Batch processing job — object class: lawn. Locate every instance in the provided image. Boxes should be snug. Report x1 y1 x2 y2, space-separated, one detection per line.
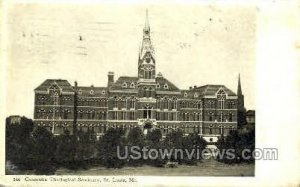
54 159 254 176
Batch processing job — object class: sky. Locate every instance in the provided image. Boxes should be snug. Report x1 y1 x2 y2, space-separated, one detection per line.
4 3 256 118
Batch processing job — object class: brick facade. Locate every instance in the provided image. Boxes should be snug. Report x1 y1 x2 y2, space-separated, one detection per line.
33 12 242 142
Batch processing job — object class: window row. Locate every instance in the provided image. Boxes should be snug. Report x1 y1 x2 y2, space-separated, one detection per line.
207 113 234 122
112 99 136 109
141 87 155 98
179 101 202 109
35 111 72 119
110 111 136 120
156 99 177 110
206 100 236 109
180 112 202 121
36 95 73 105
156 112 177 121
77 99 107 107
202 126 234 135
78 111 107 120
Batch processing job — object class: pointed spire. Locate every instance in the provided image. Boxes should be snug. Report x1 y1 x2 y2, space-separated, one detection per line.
140 9 154 59
237 73 243 95
144 9 150 31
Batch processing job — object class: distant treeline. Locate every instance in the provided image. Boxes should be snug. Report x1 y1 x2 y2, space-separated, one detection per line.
5 117 254 175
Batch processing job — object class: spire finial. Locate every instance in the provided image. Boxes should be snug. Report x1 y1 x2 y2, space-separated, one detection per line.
144 9 150 31
237 73 242 95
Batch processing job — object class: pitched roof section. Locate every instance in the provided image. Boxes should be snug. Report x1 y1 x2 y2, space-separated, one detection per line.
198 85 236 96
34 79 74 93
76 86 107 97
181 85 236 99
109 76 139 90
156 77 180 92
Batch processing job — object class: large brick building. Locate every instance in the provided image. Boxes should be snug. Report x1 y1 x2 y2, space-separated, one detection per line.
33 12 245 142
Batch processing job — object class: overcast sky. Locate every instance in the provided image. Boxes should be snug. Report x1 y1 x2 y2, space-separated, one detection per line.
5 3 256 118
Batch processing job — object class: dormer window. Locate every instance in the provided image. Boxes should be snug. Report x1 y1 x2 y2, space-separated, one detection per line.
130 82 135 88
163 84 168 89
78 89 82 95
156 83 160 88
90 90 94 95
184 92 188 97
122 82 127 88
101 90 106 95
194 92 198 98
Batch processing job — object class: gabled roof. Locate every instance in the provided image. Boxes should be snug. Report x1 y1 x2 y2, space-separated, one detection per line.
196 85 236 96
181 85 236 99
156 77 180 92
110 76 139 90
34 79 74 93
76 86 107 97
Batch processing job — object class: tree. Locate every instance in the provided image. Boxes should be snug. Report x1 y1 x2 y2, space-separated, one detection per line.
216 125 255 164
146 129 162 143
126 127 145 166
97 128 126 168
163 130 184 163
182 133 207 165
31 126 56 174
75 129 97 168
5 116 34 170
54 131 78 169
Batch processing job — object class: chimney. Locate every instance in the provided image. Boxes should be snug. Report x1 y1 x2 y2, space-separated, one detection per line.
74 81 78 88
108 72 114 87
189 86 192 90
194 85 197 89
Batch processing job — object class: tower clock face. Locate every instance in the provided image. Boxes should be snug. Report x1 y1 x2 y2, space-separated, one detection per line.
146 57 151 63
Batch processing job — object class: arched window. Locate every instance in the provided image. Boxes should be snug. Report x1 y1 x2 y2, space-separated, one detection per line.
171 98 177 109
182 101 186 108
209 126 213 134
156 112 160 120
217 89 226 109
143 87 147 97
197 102 202 109
91 110 96 119
229 113 233 122
113 97 118 108
209 112 214 121
149 87 153 98
163 98 168 109
53 92 59 105
156 98 160 109
131 98 135 109
120 97 126 108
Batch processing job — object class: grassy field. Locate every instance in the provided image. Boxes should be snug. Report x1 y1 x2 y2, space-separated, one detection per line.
54 159 254 176
7 159 254 176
